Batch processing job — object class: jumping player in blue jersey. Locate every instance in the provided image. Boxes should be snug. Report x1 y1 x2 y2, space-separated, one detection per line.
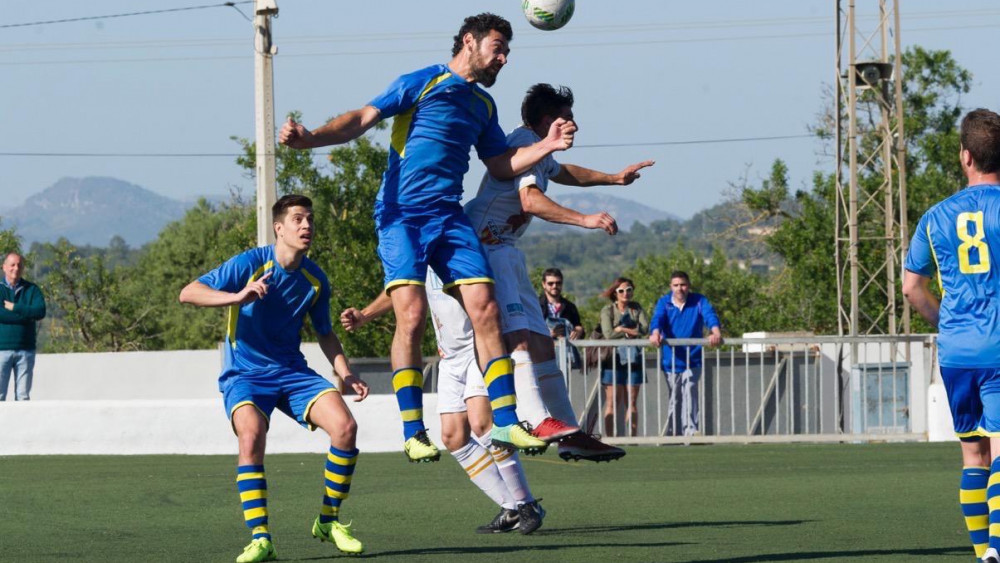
280 14 573 462
180 195 370 562
903 108 1000 563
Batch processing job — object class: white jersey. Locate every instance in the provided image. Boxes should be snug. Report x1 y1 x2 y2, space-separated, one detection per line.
464 126 561 247
426 270 474 359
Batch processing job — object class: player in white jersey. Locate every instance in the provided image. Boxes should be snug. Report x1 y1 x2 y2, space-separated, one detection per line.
340 272 545 534
465 83 654 461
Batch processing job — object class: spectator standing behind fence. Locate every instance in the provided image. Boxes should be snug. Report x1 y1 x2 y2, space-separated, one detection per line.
648 271 721 437
600 277 648 437
902 109 1000 563
0 252 45 401
538 268 584 341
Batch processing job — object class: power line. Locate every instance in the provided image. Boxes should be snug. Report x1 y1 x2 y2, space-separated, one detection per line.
3 7 998 51
2 19 995 67
0 1 252 30
0 134 816 158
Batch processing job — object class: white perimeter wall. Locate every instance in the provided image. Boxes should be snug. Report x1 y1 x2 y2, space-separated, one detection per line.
0 345 435 455
0 341 950 455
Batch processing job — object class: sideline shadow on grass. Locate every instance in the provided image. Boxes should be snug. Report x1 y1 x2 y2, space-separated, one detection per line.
675 545 969 562
534 519 811 536
313 540 691 559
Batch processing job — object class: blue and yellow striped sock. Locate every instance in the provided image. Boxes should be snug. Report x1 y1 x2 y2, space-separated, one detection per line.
236 464 270 541
320 446 358 524
962 466 990 557
392 367 426 440
484 356 518 427
988 458 1000 552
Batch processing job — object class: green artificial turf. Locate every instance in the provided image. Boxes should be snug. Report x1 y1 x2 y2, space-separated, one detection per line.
0 442 973 562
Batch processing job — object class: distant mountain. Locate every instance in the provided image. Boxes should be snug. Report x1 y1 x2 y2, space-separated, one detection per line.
522 192 680 235
2 177 191 247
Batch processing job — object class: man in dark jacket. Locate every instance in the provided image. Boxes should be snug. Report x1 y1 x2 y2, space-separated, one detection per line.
0 252 46 401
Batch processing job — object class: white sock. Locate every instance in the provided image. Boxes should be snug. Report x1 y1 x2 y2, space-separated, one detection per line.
537 359 578 426
452 439 512 509
475 432 533 506
512 349 550 426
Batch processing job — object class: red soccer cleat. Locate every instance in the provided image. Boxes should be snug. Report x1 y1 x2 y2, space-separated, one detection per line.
530 417 580 443
557 432 626 463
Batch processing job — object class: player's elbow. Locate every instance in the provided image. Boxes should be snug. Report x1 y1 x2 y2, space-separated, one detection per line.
178 282 198 304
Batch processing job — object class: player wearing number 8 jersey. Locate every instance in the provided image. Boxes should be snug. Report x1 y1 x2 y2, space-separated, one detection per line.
903 108 1000 563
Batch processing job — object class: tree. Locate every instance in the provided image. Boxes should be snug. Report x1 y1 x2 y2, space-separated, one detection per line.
37 238 157 352
738 47 972 334
0 218 21 258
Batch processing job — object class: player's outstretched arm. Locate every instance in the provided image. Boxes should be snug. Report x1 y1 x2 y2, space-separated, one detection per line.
902 270 940 328
318 331 370 402
484 118 577 180
552 160 656 187
340 291 393 332
279 106 381 150
520 185 618 235
179 272 272 308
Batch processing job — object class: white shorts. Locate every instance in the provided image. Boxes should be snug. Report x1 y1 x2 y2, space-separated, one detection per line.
486 245 549 337
436 351 488 414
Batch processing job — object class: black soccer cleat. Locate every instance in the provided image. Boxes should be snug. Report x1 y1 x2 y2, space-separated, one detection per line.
476 508 519 534
517 499 546 535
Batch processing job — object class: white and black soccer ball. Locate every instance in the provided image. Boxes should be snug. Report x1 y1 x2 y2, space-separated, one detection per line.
521 0 575 31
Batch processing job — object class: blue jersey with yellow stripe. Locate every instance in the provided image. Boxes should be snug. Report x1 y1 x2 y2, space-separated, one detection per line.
905 184 1000 368
369 63 509 208
198 245 333 383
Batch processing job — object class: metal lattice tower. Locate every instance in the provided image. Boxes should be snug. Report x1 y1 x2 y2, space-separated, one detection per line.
834 0 910 339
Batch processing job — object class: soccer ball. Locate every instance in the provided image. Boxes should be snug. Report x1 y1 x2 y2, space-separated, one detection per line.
521 0 575 31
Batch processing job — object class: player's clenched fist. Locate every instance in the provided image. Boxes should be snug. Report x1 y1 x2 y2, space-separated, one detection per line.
340 308 368 332
546 118 576 151
279 117 312 149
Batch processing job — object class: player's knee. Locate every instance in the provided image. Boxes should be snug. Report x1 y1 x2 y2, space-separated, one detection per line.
440 428 463 452
467 298 501 329
237 429 266 458
327 414 357 447
395 307 427 337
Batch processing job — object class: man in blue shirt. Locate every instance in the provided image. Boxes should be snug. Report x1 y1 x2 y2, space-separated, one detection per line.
280 14 569 462
180 195 370 562
648 271 722 437
903 108 1000 563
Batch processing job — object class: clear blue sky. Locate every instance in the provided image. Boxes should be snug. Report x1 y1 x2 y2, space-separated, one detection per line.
2 1 998 219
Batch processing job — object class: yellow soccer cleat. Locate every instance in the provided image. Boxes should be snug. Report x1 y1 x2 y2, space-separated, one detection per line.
312 517 364 554
235 537 276 563
403 430 441 463
491 422 548 455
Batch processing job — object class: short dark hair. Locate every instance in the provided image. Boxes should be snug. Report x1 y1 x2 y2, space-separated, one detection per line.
272 194 313 224
669 271 690 284
521 83 574 127
542 267 563 281
451 13 513 57
961 108 1000 174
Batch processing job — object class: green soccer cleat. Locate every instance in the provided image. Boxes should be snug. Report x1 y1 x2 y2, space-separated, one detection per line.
491 422 548 455
403 430 441 463
235 537 276 563
312 517 364 554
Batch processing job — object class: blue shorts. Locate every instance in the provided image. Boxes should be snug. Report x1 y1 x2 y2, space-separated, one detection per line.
222 367 337 431
940 366 1000 439
602 363 646 386
374 201 493 290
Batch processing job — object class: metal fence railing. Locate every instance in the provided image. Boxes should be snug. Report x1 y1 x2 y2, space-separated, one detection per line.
547 335 936 445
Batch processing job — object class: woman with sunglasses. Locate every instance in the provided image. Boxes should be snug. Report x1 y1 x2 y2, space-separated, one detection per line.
599 277 649 436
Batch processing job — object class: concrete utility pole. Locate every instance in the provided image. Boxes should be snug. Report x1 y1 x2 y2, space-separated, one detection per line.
254 0 278 247
834 0 909 343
